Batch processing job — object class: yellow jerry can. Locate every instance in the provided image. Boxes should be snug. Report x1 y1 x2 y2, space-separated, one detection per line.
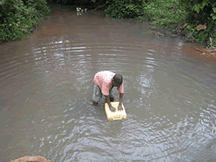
104 101 127 121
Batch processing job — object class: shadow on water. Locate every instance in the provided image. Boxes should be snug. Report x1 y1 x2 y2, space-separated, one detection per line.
0 3 216 162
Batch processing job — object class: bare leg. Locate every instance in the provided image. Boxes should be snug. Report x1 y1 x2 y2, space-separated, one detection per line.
93 101 98 106
110 97 114 102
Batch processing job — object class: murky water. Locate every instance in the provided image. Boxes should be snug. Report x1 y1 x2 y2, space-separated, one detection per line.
1 4 216 162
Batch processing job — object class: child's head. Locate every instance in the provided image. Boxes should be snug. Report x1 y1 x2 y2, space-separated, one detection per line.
113 74 123 85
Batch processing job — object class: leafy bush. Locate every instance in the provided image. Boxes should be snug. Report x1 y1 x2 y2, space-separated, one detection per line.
105 0 146 19
181 0 216 47
144 0 187 26
53 0 100 8
0 0 50 43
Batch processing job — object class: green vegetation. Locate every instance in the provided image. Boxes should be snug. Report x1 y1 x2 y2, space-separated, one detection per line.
0 0 50 43
105 0 145 19
144 0 187 26
181 0 216 47
0 0 215 47
104 0 216 47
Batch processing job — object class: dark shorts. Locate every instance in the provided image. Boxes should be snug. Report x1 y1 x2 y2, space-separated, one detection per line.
92 83 114 102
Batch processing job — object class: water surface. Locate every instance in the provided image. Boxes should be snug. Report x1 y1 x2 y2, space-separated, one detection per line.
0 4 216 162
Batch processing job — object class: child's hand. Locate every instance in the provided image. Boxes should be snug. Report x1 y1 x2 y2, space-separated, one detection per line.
118 104 123 111
109 105 116 112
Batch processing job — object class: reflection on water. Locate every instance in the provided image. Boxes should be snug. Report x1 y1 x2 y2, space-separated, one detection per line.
0 3 216 162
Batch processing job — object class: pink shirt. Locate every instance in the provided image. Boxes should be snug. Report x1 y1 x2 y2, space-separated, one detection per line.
93 71 124 96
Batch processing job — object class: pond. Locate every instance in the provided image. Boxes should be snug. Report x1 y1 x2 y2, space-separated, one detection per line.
0 3 216 162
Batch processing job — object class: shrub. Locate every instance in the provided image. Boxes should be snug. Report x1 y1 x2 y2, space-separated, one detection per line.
105 0 146 19
0 0 50 43
182 0 216 46
144 0 187 26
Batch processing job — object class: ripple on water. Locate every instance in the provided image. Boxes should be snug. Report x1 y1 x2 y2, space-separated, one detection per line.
1 7 216 162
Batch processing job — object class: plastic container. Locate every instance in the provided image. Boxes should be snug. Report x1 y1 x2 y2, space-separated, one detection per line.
104 101 127 121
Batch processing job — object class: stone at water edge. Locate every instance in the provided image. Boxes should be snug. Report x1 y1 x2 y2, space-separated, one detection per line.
11 156 51 162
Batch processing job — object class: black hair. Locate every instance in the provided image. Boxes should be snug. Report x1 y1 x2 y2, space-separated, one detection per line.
113 74 123 85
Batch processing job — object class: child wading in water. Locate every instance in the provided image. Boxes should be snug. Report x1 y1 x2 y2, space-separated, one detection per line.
92 71 124 112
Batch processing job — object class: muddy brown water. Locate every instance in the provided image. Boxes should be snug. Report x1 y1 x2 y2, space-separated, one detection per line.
1 4 216 162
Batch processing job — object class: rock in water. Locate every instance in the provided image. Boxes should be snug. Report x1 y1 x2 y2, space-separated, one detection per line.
11 156 51 162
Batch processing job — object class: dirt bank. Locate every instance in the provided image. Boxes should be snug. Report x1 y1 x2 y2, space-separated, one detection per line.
182 44 216 64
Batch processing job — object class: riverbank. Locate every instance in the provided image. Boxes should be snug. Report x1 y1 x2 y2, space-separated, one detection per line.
136 18 216 59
